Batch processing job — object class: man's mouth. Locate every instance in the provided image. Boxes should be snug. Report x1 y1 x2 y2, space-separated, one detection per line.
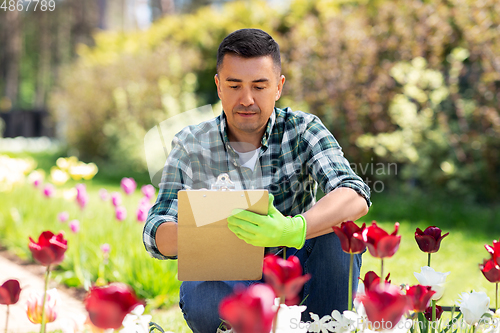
236 112 257 117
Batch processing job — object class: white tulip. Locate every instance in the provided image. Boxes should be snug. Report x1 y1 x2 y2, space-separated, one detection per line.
273 301 308 333
414 266 450 300
456 290 491 325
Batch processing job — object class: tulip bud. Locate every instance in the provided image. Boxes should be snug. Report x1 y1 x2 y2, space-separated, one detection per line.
0 279 21 305
332 221 366 254
262 255 310 305
28 231 68 266
121 177 137 195
424 305 443 321
485 240 500 266
58 212 69 223
69 220 80 233
480 258 500 283
360 283 409 330
219 284 277 333
84 283 143 329
362 221 401 259
26 289 59 324
406 285 435 313
43 184 55 198
414 266 450 301
115 206 127 221
99 188 109 201
415 226 449 253
141 185 155 200
111 192 122 207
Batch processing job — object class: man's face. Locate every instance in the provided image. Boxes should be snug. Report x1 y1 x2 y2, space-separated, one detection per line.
215 54 285 143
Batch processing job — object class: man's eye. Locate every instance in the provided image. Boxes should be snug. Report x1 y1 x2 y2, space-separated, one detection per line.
229 86 239 89
255 87 265 90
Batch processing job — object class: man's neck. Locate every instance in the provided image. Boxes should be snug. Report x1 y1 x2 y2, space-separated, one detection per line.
227 127 264 153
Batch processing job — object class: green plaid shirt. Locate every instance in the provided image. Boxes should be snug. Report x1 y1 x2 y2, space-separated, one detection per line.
143 107 371 260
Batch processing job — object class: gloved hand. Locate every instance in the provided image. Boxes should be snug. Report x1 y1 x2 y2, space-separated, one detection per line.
227 193 307 249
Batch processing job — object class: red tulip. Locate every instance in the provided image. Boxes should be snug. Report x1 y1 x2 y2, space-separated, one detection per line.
362 222 401 259
84 283 143 329
262 255 310 305
360 271 391 292
406 285 435 313
424 304 443 321
480 258 500 283
360 283 409 330
219 284 277 333
0 279 21 305
28 231 68 266
415 226 449 253
485 240 500 266
332 221 366 254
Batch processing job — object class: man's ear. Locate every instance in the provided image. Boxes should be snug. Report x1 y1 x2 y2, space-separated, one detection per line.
214 74 222 99
275 75 286 101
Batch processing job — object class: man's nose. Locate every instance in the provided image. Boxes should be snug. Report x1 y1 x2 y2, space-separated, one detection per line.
239 88 254 107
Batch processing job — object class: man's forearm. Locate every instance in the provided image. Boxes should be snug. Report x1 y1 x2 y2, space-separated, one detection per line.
156 221 178 257
302 187 369 239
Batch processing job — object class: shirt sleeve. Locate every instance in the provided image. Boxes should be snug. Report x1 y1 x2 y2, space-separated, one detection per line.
302 116 372 207
142 136 193 260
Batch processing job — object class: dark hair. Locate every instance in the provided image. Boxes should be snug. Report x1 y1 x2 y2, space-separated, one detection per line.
216 28 281 73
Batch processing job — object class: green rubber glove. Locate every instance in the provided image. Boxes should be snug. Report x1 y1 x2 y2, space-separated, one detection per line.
227 193 307 249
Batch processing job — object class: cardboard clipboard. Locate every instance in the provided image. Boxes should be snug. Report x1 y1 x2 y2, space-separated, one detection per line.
177 179 268 281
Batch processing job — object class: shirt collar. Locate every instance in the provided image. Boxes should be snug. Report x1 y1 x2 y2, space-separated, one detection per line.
219 108 276 149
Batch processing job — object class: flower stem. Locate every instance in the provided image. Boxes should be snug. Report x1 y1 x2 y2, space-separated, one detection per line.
380 259 384 284
428 253 431 267
348 253 354 311
4 305 9 333
272 295 284 333
40 265 51 333
431 300 436 333
283 248 286 260
496 282 498 311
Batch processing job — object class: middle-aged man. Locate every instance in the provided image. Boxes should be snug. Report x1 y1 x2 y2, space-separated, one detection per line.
143 28 371 332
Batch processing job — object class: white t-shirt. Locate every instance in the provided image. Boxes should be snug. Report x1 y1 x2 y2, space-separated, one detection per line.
234 147 261 172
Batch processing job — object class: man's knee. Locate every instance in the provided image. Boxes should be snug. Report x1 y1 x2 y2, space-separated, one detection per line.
179 281 235 333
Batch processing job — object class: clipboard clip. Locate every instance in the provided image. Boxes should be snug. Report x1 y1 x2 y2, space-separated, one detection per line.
211 173 235 191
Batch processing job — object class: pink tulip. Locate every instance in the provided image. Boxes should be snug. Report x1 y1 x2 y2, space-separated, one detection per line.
99 188 109 201
69 220 80 233
58 212 69 223
141 185 155 200
120 177 136 195
100 243 110 254
43 184 55 198
75 184 88 209
33 179 41 188
115 206 127 221
136 205 149 223
111 192 122 207
26 289 59 324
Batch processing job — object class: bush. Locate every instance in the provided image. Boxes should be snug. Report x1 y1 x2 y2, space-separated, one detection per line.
51 0 500 201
